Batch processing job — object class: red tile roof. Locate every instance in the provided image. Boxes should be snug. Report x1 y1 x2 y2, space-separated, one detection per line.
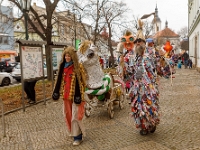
153 27 179 38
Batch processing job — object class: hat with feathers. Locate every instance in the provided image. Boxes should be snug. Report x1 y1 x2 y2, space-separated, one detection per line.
134 19 146 43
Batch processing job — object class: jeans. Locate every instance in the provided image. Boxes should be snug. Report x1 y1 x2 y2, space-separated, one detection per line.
184 60 188 68
74 134 82 141
24 80 37 101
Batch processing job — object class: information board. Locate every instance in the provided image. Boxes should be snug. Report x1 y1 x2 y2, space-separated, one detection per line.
21 46 43 79
52 48 63 70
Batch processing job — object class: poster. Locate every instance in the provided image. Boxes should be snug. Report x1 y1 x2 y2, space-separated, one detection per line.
52 48 63 70
21 46 43 79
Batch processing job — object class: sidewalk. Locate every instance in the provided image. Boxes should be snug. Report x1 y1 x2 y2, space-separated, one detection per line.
0 67 200 150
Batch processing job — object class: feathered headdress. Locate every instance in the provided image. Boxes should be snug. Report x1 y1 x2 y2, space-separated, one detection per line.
135 19 146 42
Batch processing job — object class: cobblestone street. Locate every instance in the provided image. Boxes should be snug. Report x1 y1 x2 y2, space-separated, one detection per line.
0 67 200 150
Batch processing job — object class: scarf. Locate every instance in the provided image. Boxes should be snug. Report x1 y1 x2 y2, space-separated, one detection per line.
64 61 73 68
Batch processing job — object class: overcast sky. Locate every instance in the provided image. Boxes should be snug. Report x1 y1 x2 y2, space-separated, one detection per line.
122 0 188 33
3 0 188 33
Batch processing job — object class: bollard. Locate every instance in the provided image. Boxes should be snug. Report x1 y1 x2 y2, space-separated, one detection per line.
0 98 6 137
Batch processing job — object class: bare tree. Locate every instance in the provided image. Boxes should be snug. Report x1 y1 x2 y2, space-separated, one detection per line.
9 0 60 80
0 4 15 50
101 1 128 67
177 26 188 39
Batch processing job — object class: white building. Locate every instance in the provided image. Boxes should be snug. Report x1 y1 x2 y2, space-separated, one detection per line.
188 0 200 69
152 4 162 35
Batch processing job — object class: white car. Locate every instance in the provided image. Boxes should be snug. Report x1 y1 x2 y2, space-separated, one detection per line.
0 72 14 86
11 63 21 82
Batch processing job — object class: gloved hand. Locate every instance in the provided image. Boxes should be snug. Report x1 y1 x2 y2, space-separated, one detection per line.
52 92 60 100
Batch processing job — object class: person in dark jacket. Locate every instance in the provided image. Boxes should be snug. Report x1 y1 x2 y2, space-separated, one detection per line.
24 80 37 104
182 51 189 69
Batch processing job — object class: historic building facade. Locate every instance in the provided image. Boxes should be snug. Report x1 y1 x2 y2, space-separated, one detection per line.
188 0 200 69
153 21 180 53
0 5 16 62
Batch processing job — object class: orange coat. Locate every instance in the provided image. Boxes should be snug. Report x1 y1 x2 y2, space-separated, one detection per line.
63 65 74 100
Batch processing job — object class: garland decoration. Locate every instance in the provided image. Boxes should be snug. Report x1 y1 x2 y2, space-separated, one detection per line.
85 74 111 101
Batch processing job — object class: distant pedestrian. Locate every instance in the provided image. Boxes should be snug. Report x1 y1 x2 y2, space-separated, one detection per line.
24 79 37 104
52 46 86 146
99 56 103 68
188 59 193 69
177 57 182 69
182 51 189 69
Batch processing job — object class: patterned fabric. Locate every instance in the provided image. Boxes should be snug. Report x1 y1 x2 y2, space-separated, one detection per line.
130 55 160 130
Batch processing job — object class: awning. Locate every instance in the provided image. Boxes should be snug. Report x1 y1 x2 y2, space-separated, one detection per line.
0 50 17 55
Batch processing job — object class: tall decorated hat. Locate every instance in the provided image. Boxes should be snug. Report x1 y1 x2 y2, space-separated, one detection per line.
134 19 146 44
163 40 173 58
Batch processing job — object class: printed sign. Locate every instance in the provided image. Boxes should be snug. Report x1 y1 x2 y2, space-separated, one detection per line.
52 48 63 70
21 46 43 79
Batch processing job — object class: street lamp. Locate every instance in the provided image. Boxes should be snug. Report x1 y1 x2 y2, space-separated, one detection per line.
20 0 32 40
67 9 77 49
73 9 77 50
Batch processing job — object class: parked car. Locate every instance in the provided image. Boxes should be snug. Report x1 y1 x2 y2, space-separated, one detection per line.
0 61 15 72
11 63 21 82
0 72 14 86
11 63 47 82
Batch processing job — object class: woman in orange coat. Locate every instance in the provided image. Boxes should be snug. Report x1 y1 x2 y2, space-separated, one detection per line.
52 46 86 146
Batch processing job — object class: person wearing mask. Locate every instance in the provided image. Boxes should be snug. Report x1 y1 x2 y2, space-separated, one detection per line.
129 19 160 135
52 46 86 146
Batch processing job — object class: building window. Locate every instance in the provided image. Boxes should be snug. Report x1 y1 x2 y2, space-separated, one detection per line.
1 15 8 23
0 37 2 43
3 37 8 44
157 26 159 32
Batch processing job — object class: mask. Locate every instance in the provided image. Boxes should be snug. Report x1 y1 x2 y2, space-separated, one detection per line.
121 35 134 51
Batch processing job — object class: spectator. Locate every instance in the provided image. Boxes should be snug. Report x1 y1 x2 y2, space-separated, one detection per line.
182 51 189 69
188 59 193 69
24 79 37 104
99 56 103 68
177 57 182 69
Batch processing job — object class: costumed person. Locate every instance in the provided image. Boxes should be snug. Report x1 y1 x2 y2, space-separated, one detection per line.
130 19 160 135
161 40 176 79
120 30 135 80
119 31 135 104
52 46 86 146
121 30 135 68
145 38 156 72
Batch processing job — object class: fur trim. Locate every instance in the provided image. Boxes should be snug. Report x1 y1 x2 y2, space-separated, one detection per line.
138 19 144 30
79 63 87 88
56 46 85 102
79 40 93 54
124 30 132 36
68 72 76 100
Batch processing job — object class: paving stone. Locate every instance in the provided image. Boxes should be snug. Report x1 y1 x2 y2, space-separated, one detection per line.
0 68 200 150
